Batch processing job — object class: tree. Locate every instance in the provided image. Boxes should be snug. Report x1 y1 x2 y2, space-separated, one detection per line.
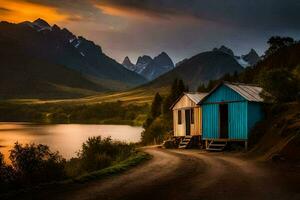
162 79 188 116
142 79 188 144
265 36 295 57
150 93 163 119
259 68 299 102
197 83 207 92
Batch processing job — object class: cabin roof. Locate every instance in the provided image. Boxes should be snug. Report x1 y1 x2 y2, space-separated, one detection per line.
224 82 263 102
185 93 208 104
170 92 208 109
198 82 264 104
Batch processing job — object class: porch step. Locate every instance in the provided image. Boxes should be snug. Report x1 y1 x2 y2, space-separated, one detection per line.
206 140 227 151
209 143 226 147
206 148 224 151
178 136 193 149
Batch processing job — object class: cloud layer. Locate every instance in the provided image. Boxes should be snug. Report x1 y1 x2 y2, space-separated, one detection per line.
0 0 299 62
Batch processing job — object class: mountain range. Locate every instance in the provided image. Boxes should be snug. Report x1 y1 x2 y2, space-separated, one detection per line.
0 19 146 98
0 18 263 98
213 45 261 67
144 50 245 91
122 52 174 80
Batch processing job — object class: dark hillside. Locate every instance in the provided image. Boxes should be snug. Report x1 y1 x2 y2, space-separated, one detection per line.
240 43 300 83
0 35 102 99
248 102 300 162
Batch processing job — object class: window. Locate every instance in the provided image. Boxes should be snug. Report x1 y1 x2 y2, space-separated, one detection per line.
191 109 194 124
178 110 182 124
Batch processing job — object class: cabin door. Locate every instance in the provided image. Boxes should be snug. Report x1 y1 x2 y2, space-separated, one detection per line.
219 104 229 139
185 109 191 136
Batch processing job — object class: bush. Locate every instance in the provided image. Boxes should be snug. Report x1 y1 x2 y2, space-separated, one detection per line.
9 143 66 184
141 117 169 145
163 140 177 149
0 137 138 193
75 136 135 173
0 153 16 188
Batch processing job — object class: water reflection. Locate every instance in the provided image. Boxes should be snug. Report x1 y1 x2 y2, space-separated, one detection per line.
0 123 143 162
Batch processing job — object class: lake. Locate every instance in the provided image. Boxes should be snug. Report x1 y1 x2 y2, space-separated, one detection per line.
0 122 143 162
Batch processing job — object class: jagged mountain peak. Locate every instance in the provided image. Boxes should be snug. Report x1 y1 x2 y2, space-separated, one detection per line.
122 52 174 80
213 45 234 57
33 18 51 28
20 18 52 32
136 55 153 65
123 56 131 62
153 52 174 69
213 45 260 67
158 51 168 56
242 49 260 66
246 48 259 56
122 56 135 71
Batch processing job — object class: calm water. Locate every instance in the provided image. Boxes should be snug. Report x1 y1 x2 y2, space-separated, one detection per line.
0 123 143 162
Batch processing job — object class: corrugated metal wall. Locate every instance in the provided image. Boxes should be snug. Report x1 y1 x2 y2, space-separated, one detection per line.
247 102 264 135
202 104 219 139
202 85 249 140
202 102 248 139
205 85 244 103
228 102 248 139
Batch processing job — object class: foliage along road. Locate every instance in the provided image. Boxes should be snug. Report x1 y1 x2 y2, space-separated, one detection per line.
23 147 300 200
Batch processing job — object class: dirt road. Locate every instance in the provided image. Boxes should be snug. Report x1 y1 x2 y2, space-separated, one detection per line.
25 147 300 200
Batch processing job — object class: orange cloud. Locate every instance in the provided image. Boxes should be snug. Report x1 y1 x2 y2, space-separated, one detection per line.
95 4 159 20
0 0 68 23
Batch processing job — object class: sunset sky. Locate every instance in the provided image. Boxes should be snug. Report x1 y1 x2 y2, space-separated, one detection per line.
0 0 299 63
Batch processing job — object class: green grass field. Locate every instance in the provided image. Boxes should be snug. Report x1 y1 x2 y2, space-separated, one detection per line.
3 86 170 106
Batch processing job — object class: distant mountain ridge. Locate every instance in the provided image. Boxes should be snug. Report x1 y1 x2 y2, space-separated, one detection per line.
122 52 174 80
213 45 261 67
1 18 146 91
143 50 244 91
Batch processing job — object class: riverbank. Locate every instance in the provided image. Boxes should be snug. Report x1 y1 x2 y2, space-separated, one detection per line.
1 151 151 199
0 101 149 126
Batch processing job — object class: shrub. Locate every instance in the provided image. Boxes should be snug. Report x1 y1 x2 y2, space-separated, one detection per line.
163 140 177 149
76 136 135 173
9 143 66 184
141 117 169 145
0 153 16 187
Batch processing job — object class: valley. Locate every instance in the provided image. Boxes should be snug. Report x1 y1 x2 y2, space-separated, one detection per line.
0 1 300 199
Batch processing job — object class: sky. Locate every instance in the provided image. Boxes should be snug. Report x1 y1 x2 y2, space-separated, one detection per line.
0 0 299 63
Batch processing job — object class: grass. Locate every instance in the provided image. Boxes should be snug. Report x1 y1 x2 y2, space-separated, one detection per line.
2 86 169 106
72 152 151 183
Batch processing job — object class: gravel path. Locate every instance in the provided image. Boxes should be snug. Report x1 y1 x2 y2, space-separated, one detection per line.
19 147 300 200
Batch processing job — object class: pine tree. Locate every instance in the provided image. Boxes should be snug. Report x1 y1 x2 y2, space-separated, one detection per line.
151 93 162 119
162 78 188 116
197 83 207 92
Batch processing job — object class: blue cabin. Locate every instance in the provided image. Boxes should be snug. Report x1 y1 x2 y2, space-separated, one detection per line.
198 82 264 149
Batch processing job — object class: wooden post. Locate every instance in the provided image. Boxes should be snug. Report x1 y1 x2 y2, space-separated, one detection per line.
205 140 208 149
245 141 248 151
